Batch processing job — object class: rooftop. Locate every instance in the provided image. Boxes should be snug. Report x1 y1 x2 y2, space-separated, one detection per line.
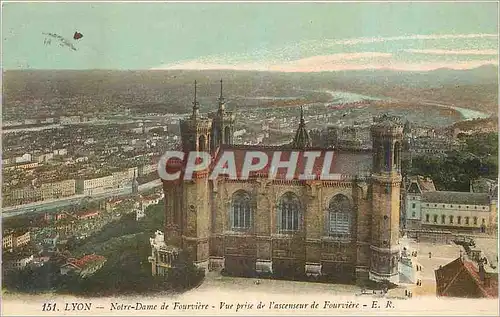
422 191 490 206
435 257 498 298
66 254 106 270
208 146 373 180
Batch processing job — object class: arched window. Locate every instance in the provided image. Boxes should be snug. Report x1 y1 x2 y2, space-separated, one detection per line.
394 141 401 170
465 217 469 225
441 215 446 224
457 216 461 224
373 140 381 171
473 217 478 225
384 141 391 170
198 135 206 151
224 126 231 144
433 215 438 223
277 192 301 233
449 215 454 224
328 194 352 238
231 190 252 230
425 214 430 222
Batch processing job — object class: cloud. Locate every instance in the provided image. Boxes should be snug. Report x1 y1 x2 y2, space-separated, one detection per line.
361 60 499 72
403 49 498 55
155 52 392 71
154 53 498 73
320 33 498 46
152 33 499 72
160 61 269 72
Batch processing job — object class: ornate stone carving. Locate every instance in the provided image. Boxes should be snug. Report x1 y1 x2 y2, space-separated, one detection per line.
257 179 271 195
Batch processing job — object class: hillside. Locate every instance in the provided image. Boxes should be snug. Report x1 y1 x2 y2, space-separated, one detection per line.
3 66 498 117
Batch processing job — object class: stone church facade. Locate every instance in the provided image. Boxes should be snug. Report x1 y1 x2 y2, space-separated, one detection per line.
160 80 403 285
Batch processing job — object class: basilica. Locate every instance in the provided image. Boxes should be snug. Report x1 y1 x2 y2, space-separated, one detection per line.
153 80 404 285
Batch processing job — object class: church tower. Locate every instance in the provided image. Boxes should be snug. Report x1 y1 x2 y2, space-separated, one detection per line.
210 79 235 149
167 80 212 271
291 106 312 149
369 114 403 284
179 81 213 152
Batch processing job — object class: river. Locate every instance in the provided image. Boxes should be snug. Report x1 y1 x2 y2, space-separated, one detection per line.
300 89 490 121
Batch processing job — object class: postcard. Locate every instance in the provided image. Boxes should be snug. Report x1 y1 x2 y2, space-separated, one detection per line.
1 1 499 316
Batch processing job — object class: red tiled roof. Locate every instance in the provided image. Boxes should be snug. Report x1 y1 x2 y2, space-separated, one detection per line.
68 254 106 270
76 210 100 219
108 198 123 204
463 261 498 298
435 257 498 298
164 145 372 181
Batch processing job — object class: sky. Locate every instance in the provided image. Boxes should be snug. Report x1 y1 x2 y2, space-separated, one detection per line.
2 1 499 72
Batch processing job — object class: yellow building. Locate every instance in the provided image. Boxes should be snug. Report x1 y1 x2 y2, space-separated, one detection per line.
4 162 39 171
76 175 114 195
2 230 30 250
2 234 14 249
3 180 76 206
112 167 138 188
41 179 76 200
405 177 497 234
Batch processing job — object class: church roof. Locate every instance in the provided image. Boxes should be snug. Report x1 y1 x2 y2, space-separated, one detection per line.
212 145 372 180
422 191 490 206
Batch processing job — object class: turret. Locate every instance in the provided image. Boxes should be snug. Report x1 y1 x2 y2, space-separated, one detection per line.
369 114 403 284
179 80 213 152
210 79 235 149
174 80 212 270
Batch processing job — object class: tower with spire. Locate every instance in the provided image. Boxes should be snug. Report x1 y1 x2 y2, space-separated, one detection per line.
291 106 312 149
169 80 213 270
210 79 235 149
180 80 213 152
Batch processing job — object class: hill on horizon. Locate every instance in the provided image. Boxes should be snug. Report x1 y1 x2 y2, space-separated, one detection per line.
3 65 498 115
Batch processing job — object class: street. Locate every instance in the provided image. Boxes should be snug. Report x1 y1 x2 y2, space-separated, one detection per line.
2 179 162 218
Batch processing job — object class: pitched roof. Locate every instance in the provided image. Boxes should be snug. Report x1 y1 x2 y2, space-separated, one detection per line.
435 257 498 298
407 176 436 193
463 261 498 298
68 254 106 270
422 191 489 206
435 257 463 296
417 177 436 192
211 147 372 180
407 182 421 194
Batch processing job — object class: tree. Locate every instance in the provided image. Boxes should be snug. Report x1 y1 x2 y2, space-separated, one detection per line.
411 132 498 191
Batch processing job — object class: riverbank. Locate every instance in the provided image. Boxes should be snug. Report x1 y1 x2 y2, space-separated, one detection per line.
2 179 162 218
